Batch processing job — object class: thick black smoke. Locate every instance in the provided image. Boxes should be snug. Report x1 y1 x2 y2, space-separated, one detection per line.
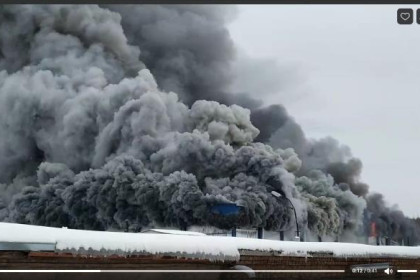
105 5 286 142
366 194 419 244
0 4 301 233
0 5 418 243
268 118 369 196
108 4 371 199
269 118 419 242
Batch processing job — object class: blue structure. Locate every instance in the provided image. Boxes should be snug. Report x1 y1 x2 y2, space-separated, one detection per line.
211 203 242 216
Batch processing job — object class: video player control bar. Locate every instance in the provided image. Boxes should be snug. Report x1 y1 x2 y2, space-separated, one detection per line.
0 270 345 273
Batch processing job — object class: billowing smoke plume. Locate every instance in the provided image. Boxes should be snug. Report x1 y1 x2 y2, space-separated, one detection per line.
0 5 418 243
268 116 418 242
105 5 287 142
366 194 419 244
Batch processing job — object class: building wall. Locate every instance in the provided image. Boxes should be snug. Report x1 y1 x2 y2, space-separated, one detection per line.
0 250 419 280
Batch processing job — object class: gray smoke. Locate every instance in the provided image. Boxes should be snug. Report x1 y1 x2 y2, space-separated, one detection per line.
366 193 420 244
296 170 366 237
0 5 418 243
269 118 369 197
0 5 300 232
269 117 419 242
105 5 287 141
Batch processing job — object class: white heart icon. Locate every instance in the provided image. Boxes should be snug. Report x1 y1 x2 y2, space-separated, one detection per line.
400 13 411 21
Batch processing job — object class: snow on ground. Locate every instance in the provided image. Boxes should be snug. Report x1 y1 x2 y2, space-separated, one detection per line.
1 222 420 262
141 229 206 236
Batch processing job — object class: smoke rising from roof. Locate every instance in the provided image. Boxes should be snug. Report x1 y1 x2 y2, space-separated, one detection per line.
0 5 418 243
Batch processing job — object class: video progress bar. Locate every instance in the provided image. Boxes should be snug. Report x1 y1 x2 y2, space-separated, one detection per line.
0 270 345 273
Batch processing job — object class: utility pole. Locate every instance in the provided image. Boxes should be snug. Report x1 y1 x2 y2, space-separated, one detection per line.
271 191 300 240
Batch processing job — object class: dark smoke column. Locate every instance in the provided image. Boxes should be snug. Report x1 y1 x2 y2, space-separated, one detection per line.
0 5 417 244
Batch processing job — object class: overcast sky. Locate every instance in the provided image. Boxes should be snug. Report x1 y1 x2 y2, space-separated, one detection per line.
228 5 420 218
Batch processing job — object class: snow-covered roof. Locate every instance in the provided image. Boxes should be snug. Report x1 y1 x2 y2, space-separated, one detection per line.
141 229 206 236
0 222 237 261
1 222 420 262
